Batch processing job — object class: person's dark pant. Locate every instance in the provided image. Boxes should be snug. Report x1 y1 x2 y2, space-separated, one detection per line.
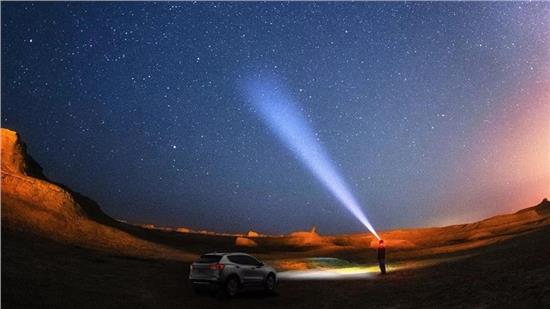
378 259 386 274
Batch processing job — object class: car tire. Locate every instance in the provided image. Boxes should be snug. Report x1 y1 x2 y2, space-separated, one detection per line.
264 274 276 293
224 277 239 297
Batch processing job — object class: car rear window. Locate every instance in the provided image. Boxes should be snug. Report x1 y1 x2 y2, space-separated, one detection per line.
196 254 222 263
228 255 261 266
227 255 244 264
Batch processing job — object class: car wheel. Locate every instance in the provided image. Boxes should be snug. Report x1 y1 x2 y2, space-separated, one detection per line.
264 274 276 292
225 277 239 297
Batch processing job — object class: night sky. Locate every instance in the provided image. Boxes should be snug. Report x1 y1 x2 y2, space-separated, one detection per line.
2 2 549 234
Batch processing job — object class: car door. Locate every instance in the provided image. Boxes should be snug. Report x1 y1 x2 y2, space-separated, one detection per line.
229 255 255 283
240 255 264 283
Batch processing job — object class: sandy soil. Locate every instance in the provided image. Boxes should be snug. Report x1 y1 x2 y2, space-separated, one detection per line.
3 223 550 309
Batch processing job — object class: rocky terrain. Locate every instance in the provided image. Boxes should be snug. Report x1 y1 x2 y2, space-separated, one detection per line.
2 128 550 308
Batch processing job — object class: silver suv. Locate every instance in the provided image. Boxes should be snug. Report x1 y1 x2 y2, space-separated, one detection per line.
189 252 277 297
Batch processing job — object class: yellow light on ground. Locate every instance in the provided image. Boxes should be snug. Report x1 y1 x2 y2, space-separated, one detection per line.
276 255 472 281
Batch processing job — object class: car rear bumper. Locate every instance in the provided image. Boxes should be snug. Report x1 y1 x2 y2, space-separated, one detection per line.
190 278 223 288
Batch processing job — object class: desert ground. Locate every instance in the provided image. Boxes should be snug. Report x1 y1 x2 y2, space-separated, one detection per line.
2 128 550 308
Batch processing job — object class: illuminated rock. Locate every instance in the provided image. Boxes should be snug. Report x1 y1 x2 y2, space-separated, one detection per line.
1 128 190 260
286 226 327 246
176 227 191 233
235 236 258 247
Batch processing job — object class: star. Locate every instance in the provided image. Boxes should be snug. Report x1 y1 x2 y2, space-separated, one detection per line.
2 1 547 234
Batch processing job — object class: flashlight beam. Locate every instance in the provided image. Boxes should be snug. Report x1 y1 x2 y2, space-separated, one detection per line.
244 78 380 240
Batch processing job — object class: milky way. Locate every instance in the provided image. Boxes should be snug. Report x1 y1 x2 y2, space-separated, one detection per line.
2 2 549 233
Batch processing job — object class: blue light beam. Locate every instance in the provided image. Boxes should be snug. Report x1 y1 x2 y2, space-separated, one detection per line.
243 78 380 240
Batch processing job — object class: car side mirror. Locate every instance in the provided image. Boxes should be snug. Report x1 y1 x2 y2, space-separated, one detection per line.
257 262 264 268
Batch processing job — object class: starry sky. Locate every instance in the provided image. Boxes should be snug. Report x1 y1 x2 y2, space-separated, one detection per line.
2 2 549 234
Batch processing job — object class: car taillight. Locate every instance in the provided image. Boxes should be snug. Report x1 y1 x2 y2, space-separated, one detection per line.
209 263 225 270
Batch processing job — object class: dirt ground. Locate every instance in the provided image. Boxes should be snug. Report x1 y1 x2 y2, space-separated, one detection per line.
3 225 550 309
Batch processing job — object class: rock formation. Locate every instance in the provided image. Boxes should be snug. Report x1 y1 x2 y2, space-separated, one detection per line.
1 128 191 260
235 236 258 247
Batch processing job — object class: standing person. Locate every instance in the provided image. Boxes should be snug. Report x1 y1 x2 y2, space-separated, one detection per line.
377 239 386 274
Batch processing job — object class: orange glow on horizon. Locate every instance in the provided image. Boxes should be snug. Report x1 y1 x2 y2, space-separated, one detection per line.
435 80 550 226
